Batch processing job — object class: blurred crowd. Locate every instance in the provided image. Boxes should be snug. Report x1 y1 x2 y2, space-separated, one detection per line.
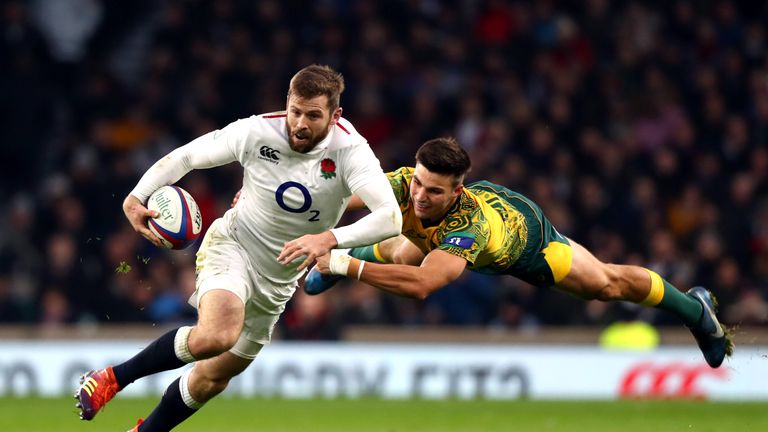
1 0 767 338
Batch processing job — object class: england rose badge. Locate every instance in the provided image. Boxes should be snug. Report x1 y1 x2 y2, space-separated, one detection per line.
320 158 336 179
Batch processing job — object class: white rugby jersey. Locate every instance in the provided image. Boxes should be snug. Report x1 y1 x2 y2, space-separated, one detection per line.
130 113 399 283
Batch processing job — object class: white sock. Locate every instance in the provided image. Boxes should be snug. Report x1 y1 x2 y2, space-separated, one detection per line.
174 326 196 363
179 368 204 409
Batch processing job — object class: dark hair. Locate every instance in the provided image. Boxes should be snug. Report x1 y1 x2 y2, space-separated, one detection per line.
287 65 345 111
415 137 471 183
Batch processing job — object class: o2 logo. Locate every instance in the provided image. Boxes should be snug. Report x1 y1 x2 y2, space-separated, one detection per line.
275 181 320 221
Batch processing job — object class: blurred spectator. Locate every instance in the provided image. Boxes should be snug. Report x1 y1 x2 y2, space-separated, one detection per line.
0 274 24 323
39 288 73 327
144 256 193 324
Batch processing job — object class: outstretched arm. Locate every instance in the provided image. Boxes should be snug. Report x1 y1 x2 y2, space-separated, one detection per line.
316 249 466 300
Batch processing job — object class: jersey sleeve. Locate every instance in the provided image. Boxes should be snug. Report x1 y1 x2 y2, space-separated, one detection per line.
209 117 253 164
330 177 402 248
339 142 386 194
330 142 402 247
435 201 489 265
129 118 251 202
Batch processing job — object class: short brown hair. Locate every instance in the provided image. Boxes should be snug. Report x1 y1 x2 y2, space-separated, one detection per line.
287 65 345 111
415 137 472 183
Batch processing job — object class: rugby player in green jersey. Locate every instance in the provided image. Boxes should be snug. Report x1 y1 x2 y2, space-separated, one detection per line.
306 137 733 368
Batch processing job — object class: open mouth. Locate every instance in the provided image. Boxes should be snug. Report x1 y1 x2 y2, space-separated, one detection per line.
294 130 310 142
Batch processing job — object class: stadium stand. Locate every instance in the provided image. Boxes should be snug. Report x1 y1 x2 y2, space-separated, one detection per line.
1 0 766 338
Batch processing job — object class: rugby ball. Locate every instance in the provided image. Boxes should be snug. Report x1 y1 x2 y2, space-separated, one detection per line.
146 185 203 249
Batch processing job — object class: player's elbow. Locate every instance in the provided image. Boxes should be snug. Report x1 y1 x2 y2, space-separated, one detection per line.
408 280 442 300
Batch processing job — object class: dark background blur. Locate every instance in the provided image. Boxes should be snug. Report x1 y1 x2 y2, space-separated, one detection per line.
1 0 767 338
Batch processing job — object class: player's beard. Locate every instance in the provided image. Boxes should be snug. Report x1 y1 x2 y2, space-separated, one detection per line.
287 122 332 153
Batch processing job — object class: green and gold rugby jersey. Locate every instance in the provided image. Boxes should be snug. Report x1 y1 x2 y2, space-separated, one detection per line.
387 167 529 274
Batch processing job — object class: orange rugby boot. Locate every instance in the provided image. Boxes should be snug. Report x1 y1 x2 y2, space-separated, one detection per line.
74 367 121 420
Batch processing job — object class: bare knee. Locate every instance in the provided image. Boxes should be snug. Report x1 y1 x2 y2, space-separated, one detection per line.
391 250 409 265
189 326 240 359
391 240 425 266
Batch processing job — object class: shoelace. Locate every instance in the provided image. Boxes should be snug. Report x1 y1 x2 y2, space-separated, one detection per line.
90 370 120 409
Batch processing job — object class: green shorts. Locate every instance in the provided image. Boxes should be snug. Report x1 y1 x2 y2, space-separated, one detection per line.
471 182 572 288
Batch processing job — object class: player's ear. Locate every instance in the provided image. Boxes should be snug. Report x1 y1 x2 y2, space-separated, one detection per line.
453 183 463 197
452 174 464 197
331 107 342 125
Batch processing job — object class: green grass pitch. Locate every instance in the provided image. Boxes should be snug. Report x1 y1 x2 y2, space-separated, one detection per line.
1 397 765 431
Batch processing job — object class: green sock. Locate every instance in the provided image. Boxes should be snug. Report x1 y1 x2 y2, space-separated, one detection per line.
643 269 703 326
348 245 386 263
657 285 704 326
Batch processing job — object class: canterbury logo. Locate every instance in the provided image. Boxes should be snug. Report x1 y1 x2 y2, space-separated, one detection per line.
83 377 98 397
259 146 280 160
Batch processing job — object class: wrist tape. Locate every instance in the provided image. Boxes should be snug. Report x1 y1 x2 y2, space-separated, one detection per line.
328 249 352 276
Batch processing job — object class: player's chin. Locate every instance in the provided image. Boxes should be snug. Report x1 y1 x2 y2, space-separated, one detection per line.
413 207 431 219
289 136 314 153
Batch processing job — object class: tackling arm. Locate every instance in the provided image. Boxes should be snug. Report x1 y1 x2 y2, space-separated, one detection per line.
322 249 467 300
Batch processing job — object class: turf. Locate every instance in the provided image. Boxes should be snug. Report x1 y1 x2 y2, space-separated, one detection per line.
1 397 765 432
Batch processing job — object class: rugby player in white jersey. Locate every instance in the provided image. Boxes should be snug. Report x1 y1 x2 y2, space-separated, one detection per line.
74 65 402 432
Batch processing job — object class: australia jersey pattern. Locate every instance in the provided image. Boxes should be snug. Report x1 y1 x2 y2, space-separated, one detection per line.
387 167 528 273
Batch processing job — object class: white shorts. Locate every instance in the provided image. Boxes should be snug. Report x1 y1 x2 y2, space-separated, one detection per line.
191 218 297 359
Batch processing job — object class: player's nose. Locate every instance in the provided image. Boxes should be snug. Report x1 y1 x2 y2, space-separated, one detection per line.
295 115 309 129
412 188 425 202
